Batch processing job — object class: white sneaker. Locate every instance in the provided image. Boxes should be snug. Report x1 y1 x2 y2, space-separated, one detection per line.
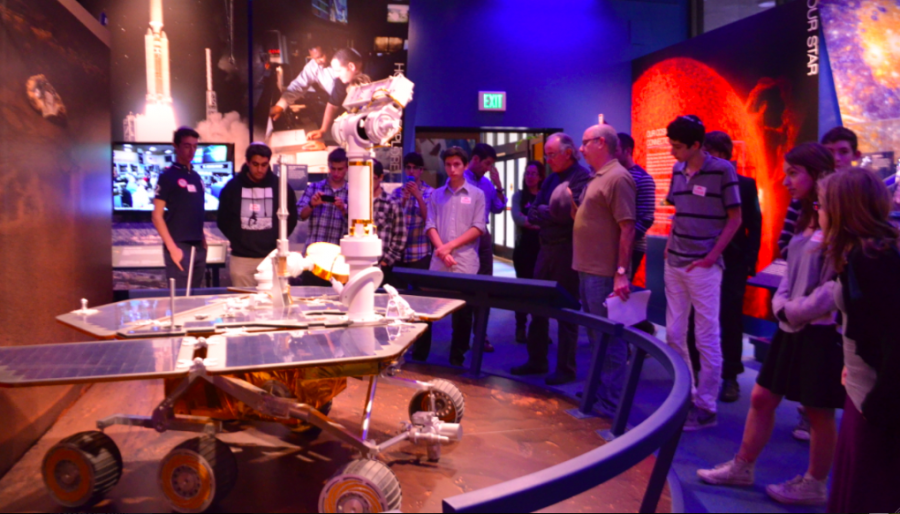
792 407 811 442
697 458 755 487
766 474 828 505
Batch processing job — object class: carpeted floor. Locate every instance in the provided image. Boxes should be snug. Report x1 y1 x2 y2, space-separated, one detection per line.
415 260 831 513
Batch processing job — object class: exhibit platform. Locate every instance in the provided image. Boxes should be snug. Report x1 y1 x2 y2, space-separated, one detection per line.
0 365 668 513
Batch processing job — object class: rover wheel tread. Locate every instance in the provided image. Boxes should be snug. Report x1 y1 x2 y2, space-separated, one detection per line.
408 378 465 423
318 459 402 513
42 430 123 508
159 436 237 513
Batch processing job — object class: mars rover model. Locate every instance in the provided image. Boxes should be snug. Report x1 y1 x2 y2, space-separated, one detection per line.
0 74 468 513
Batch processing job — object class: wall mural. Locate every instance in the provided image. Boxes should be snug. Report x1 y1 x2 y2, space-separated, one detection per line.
822 0 900 185
632 1 819 317
79 0 251 166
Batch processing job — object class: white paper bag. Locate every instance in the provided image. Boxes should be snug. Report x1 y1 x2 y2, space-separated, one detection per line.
605 290 652 327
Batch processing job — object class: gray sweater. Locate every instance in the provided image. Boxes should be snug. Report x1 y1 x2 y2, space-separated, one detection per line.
771 229 837 333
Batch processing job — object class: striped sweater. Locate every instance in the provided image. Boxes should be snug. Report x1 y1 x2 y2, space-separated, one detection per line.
778 199 802 259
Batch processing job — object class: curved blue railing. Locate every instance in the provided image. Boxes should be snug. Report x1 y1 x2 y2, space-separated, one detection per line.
403 292 692 514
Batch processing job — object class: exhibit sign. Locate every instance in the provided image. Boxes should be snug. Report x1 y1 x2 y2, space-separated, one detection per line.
632 0 819 317
479 91 507 112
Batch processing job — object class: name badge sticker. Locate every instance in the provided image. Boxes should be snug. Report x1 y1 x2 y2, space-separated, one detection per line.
693 185 707 197
461 197 472 205
186 184 197 193
178 178 188 188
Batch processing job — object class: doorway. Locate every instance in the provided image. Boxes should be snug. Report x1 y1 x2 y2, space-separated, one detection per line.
413 127 559 260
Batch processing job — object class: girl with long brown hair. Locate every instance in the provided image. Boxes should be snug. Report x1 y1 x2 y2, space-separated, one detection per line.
818 168 900 513
698 142 845 506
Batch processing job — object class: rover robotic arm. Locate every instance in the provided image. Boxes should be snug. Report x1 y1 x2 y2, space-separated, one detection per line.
257 74 415 322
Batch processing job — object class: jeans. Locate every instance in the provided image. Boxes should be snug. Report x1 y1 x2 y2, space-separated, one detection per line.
527 240 580 375
665 262 723 413
164 242 207 290
579 272 628 416
451 230 494 363
687 259 748 380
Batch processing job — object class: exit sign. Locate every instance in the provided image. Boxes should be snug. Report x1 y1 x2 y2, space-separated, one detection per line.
479 91 506 112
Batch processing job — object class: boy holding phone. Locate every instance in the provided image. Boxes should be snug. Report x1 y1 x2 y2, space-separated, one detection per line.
425 147 486 366
298 148 350 285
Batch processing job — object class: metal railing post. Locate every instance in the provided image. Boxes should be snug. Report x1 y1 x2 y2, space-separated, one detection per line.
611 347 647 438
576 323 623 416
639 412 686 513
468 297 489 377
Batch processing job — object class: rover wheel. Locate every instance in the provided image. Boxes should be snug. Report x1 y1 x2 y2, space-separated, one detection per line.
42 431 123 508
408 379 465 423
318 459 401 513
158 437 237 513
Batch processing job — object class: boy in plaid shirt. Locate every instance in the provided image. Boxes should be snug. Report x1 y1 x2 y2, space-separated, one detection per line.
372 160 407 285
394 152 436 361
298 148 349 285
392 152 434 271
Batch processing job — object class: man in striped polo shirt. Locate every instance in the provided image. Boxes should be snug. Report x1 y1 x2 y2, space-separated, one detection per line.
664 115 742 431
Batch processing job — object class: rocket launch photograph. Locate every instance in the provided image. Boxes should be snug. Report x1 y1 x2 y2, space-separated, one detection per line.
79 0 251 165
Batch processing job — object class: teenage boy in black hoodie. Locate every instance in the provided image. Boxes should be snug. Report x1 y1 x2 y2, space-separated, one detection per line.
217 143 298 287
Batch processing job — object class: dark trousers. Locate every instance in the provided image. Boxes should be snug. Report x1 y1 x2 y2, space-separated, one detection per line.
396 255 435 361
526 240 580 375
513 234 540 330
450 230 494 363
380 265 393 288
688 261 748 380
164 241 207 290
828 397 900 513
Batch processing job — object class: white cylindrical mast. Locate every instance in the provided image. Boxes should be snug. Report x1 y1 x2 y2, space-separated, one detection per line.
150 0 163 34
205 48 213 91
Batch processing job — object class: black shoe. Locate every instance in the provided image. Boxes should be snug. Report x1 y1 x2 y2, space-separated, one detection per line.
511 362 549 376
450 357 465 367
545 371 576 386
720 379 740 403
483 340 495 353
516 328 527 343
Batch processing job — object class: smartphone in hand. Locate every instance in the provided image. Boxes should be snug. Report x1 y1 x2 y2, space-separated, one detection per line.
320 194 336 203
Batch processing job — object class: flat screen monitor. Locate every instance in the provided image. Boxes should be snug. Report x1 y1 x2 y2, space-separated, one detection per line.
112 142 235 212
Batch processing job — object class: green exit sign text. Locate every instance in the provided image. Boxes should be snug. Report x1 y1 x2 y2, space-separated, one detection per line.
479 91 506 112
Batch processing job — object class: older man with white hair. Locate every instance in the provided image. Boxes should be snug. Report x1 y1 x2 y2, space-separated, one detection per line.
511 132 591 385
573 124 636 416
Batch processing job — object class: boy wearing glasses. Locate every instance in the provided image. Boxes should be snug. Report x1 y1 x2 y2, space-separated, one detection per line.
664 115 742 431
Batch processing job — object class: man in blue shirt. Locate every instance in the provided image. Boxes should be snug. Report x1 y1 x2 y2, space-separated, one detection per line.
459 143 506 354
153 127 207 289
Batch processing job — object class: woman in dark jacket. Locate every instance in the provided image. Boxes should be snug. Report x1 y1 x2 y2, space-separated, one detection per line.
819 168 900 513
511 161 545 343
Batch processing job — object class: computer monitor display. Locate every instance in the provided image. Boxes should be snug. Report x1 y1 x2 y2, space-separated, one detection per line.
112 142 234 212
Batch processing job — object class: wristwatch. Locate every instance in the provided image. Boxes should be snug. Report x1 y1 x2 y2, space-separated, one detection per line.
616 266 627 276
